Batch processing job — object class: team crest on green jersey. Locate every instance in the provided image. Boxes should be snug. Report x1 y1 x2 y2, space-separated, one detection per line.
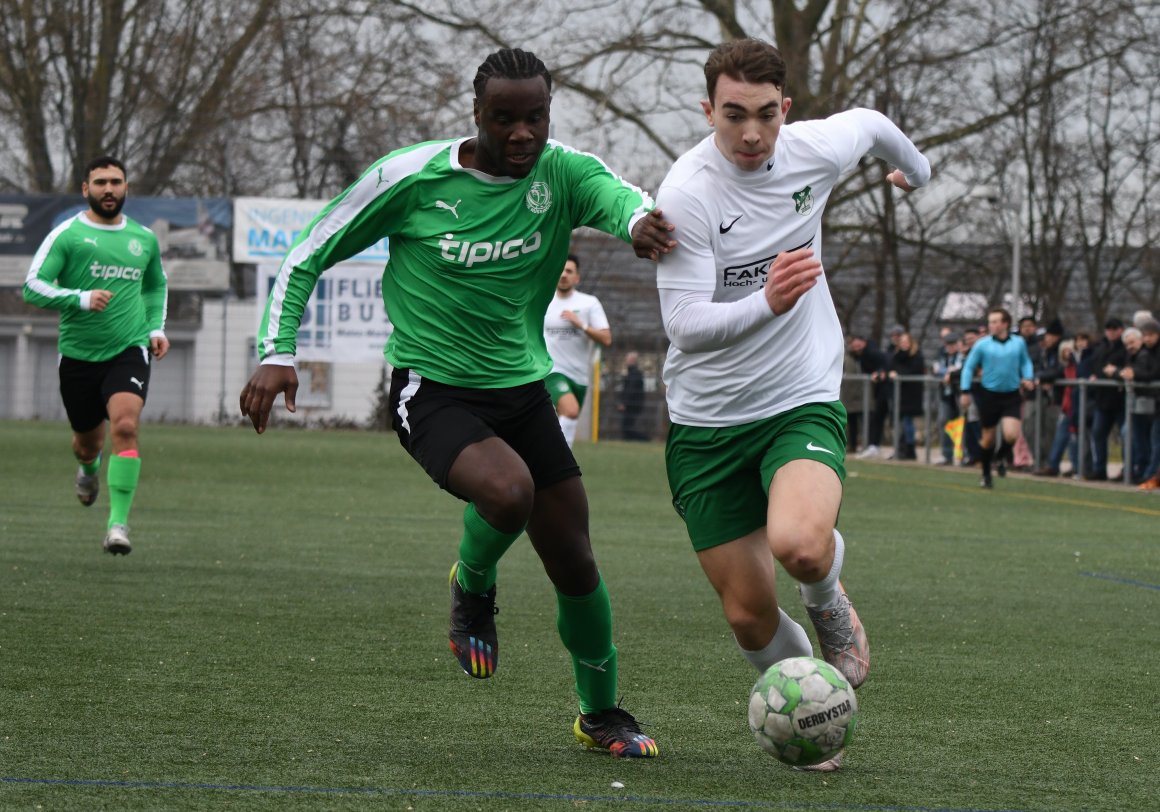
128 238 144 256
793 186 813 215
526 181 551 214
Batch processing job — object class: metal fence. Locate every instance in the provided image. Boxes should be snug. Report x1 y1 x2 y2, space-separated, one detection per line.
844 374 1159 485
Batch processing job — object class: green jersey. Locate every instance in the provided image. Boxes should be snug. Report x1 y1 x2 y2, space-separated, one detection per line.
258 138 653 388
23 212 168 362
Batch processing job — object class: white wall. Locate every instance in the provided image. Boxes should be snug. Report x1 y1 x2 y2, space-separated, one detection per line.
192 296 386 426
1 297 386 426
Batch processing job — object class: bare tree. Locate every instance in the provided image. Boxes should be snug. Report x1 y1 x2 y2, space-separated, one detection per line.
2 0 1155 333
370 0 1159 338
0 1 471 198
0 0 286 193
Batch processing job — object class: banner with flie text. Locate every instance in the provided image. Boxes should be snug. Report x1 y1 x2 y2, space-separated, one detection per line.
240 197 393 363
258 262 391 363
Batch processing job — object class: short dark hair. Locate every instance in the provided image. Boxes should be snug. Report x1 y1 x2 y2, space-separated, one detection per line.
473 48 552 99
83 155 126 181
566 253 580 269
988 307 1013 326
704 38 786 104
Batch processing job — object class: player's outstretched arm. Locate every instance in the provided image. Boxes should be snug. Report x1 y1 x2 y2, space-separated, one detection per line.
885 169 916 192
239 365 299 434
631 209 677 260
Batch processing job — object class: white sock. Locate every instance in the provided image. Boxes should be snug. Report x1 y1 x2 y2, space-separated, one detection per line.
558 415 577 447
799 528 845 608
738 608 813 673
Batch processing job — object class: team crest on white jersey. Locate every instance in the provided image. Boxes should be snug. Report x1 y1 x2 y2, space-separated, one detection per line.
793 186 813 215
526 181 551 214
128 238 144 256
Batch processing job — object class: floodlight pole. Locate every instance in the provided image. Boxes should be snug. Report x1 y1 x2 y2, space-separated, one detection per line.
1010 206 1021 317
972 187 1023 316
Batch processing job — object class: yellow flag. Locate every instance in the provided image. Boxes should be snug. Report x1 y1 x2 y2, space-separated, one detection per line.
944 416 965 461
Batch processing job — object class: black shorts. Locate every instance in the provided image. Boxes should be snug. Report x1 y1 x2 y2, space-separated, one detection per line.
389 367 580 498
59 345 152 433
971 385 1023 429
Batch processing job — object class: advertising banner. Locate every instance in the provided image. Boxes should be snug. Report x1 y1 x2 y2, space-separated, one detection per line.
258 263 391 363
0 194 231 291
233 197 390 265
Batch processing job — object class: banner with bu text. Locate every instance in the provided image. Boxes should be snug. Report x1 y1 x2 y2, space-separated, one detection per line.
258 263 391 363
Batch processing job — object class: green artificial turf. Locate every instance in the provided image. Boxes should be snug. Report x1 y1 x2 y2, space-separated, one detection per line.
0 421 1155 811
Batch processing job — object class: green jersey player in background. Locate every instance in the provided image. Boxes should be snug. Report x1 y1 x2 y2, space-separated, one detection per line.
240 48 674 758
23 156 170 555
655 39 930 771
543 253 612 447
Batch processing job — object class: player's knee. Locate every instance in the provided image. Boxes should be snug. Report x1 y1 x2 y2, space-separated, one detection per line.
72 437 101 462
109 415 139 446
723 597 776 645
769 525 832 581
547 541 598 594
475 473 535 530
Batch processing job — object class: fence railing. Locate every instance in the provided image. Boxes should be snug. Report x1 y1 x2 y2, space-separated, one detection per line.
843 374 1159 485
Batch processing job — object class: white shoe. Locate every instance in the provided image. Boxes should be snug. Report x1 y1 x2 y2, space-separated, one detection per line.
802 583 869 688
103 524 131 555
795 749 844 772
856 445 880 459
75 467 99 506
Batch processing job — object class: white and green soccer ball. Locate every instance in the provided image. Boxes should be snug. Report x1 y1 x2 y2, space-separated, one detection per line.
747 655 858 767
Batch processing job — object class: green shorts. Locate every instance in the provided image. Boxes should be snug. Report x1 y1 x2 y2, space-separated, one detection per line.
665 401 847 551
544 372 587 409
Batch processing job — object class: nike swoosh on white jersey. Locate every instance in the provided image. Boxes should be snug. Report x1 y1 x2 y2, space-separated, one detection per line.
806 441 835 456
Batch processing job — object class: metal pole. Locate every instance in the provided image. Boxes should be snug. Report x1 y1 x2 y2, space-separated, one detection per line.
862 376 871 451
1011 207 1021 315
1033 385 1043 466
217 291 229 425
1124 383 1134 484
1071 380 1081 475
892 376 901 458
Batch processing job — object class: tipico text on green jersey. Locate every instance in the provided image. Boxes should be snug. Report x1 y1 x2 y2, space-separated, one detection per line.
23 213 168 362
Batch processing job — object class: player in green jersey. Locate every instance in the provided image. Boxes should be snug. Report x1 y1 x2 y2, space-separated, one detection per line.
240 48 673 758
23 156 170 555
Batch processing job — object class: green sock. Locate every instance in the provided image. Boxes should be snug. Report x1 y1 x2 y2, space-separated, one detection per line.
557 576 618 714
77 453 101 476
455 504 523 594
106 453 141 529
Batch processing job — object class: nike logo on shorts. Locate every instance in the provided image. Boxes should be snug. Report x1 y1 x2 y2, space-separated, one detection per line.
806 441 835 456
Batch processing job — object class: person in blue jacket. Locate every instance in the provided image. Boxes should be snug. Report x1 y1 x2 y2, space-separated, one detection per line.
959 307 1034 488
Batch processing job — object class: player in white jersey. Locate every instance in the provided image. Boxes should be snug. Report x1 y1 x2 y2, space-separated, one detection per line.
543 254 611 446
655 38 930 771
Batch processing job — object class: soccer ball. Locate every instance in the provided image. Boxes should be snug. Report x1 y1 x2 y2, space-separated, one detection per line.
747 656 858 766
